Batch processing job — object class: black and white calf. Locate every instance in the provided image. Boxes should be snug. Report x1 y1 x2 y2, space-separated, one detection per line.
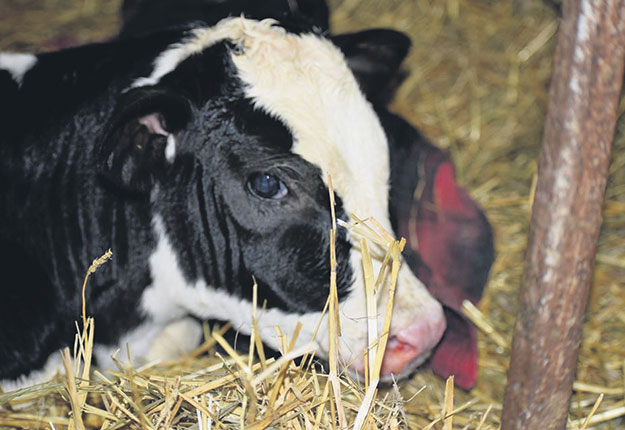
115 0 495 391
0 17 446 389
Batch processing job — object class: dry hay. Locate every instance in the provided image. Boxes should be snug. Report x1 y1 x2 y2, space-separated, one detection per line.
2 0 625 428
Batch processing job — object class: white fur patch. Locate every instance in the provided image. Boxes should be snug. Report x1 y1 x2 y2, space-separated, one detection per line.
148 317 203 361
1 352 62 392
165 134 176 162
0 52 37 86
95 319 202 374
95 321 167 372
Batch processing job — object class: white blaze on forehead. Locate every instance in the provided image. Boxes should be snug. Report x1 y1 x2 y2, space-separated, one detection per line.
230 23 391 228
0 52 37 86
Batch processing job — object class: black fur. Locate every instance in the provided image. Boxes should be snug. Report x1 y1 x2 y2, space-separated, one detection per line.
331 29 411 105
120 0 330 38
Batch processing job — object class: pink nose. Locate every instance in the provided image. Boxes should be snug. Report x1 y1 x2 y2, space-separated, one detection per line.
380 310 447 376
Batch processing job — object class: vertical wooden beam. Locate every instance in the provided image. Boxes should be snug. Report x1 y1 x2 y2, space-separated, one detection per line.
501 1 625 429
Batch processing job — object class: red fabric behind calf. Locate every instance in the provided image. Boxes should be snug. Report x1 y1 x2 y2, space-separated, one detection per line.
400 152 493 390
433 163 467 214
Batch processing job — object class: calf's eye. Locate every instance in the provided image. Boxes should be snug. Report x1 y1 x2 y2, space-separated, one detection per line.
247 173 288 200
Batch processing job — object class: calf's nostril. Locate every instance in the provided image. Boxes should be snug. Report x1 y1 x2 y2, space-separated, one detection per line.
379 336 421 376
377 311 447 377
386 336 400 350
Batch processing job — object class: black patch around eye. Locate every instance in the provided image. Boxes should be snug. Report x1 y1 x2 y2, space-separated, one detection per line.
247 173 288 199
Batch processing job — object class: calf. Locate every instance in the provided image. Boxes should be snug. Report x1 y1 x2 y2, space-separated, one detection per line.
0 17 446 389
117 0 495 390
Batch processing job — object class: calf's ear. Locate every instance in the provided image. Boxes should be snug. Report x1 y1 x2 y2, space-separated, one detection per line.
332 29 411 104
97 87 191 192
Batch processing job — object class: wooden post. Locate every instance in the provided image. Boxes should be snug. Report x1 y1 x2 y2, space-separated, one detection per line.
501 2 625 430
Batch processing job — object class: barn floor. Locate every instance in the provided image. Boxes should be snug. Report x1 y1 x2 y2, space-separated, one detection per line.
2 0 625 428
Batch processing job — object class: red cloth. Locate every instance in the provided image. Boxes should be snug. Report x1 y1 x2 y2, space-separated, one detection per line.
397 150 494 390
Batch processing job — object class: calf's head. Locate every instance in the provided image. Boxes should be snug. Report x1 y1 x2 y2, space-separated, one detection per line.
98 18 445 379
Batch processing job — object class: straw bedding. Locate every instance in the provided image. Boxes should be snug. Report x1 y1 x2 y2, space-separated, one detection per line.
2 1 625 428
